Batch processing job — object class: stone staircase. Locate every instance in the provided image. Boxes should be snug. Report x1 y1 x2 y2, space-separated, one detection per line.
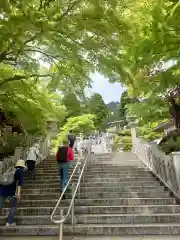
1 152 180 236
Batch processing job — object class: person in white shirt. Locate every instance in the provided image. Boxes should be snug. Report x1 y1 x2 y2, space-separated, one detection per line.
26 143 42 179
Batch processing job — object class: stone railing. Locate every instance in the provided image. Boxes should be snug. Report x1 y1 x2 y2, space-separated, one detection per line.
0 120 58 175
0 136 50 175
133 137 180 196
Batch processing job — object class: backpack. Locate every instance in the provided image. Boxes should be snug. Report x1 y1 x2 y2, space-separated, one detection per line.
57 146 68 163
0 167 16 186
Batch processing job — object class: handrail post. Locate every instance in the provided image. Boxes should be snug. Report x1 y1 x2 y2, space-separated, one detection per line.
85 151 88 172
78 182 81 199
71 182 75 225
82 170 84 184
59 209 63 240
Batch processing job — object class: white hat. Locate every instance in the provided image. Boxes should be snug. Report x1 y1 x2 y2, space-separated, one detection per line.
34 143 40 148
15 159 26 168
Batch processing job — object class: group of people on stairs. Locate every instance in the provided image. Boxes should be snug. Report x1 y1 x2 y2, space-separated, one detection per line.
0 130 76 227
0 129 95 227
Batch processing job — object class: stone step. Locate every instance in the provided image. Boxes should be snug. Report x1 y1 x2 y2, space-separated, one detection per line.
36 169 152 175
26 175 156 181
81 181 160 186
22 186 165 194
37 163 80 168
41 161 80 165
5 238 176 240
83 176 156 182
65 191 169 199
35 167 151 173
1 223 180 235
89 161 143 165
33 173 154 178
89 165 145 168
24 175 78 180
35 169 153 175
23 181 161 189
86 169 150 172
17 191 170 200
25 178 158 185
38 163 79 168
42 162 143 167
78 186 164 192
76 213 180 224
2 213 180 225
17 198 177 207
38 166 148 171
87 165 147 168
72 205 180 214
88 161 142 164
37 164 149 172
2 205 180 217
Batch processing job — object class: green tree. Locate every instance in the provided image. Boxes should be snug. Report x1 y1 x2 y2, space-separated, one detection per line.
137 123 163 141
62 114 95 135
57 114 95 144
61 93 81 118
101 110 120 130
92 0 180 127
127 95 170 125
0 81 66 134
0 0 130 93
118 90 135 121
88 93 108 128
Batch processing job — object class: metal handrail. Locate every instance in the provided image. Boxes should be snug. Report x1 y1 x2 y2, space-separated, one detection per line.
50 148 89 239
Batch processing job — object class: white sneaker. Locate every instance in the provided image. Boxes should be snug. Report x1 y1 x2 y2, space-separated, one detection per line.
6 222 16 227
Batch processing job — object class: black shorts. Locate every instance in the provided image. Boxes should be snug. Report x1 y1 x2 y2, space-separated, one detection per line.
26 160 36 171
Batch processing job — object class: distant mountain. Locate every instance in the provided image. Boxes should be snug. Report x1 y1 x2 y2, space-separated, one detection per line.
106 101 119 113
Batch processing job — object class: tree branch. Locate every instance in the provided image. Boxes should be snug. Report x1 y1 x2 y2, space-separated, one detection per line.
50 28 83 46
24 35 37 45
24 48 60 61
55 0 81 21
0 73 54 88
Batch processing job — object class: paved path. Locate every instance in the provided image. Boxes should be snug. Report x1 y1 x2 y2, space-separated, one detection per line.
92 143 108 154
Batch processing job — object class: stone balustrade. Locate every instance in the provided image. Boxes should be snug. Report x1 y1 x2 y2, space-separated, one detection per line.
0 135 51 175
132 136 180 196
0 120 58 175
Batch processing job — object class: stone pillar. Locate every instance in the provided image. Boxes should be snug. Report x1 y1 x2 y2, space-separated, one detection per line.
14 147 22 163
129 123 137 153
171 152 180 194
0 162 3 174
131 126 137 143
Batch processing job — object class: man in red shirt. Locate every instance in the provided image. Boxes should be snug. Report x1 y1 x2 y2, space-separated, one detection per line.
56 139 74 195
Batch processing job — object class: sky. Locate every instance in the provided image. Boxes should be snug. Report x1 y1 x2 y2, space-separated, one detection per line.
88 60 175 104
90 72 125 104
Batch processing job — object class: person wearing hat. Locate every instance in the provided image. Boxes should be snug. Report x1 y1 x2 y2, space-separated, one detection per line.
26 143 42 179
0 159 26 227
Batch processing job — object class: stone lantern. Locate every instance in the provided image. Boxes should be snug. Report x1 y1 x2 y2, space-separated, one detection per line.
46 119 58 136
126 115 138 150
